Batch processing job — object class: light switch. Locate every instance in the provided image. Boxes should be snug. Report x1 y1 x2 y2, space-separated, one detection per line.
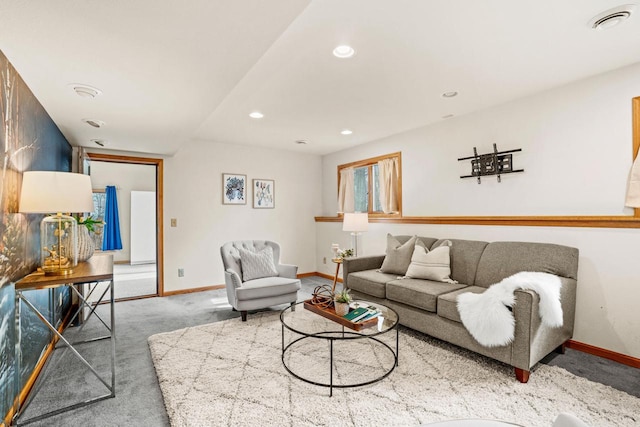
170 218 177 227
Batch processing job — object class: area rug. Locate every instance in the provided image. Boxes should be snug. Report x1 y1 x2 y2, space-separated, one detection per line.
148 311 639 427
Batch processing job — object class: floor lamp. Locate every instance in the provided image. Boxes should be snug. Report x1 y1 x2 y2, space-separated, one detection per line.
342 212 368 257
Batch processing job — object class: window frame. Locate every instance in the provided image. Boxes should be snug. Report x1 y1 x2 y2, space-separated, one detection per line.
337 152 402 218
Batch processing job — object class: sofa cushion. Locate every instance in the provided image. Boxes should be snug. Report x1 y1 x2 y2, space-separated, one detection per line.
405 240 455 283
386 278 467 312
474 242 579 287
347 270 398 298
431 238 488 286
236 277 301 301
437 286 486 323
380 234 418 275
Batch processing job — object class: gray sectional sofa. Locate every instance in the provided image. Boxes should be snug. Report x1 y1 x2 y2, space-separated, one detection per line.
342 236 579 382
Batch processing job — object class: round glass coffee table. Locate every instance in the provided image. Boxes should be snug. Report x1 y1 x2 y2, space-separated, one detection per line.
280 300 399 396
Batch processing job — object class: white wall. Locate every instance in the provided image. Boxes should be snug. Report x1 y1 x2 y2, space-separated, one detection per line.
130 191 157 264
318 62 640 358
90 161 156 262
163 140 322 293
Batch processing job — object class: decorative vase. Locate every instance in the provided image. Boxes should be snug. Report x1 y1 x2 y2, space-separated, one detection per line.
334 301 350 316
76 226 95 262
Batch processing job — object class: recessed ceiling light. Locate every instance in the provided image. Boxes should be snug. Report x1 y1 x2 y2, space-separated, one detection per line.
333 45 356 58
68 83 102 98
249 111 264 119
442 114 455 119
295 140 308 145
442 91 458 98
91 139 106 147
590 4 635 30
82 118 105 128
341 129 353 135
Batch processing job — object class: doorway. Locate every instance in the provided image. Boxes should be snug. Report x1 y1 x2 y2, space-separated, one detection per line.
85 152 165 299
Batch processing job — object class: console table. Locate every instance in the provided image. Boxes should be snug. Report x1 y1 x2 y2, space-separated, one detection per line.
12 254 115 426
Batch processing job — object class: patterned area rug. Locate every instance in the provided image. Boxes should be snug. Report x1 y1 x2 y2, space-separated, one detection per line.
148 311 639 427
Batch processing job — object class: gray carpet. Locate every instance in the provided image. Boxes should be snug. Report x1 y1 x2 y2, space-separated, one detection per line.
15 277 640 426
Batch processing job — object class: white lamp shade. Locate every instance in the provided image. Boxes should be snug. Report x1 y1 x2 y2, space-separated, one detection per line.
342 212 369 232
19 171 94 214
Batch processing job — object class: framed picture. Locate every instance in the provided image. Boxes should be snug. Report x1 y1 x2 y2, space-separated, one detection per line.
253 179 275 208
222 173 247 205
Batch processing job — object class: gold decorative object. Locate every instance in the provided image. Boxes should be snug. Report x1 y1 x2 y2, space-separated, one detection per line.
310 284 334 309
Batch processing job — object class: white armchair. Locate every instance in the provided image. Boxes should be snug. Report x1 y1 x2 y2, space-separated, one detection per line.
220 240 301 321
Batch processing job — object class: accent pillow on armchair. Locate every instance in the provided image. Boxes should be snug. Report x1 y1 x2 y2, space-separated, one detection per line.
238 246 279 281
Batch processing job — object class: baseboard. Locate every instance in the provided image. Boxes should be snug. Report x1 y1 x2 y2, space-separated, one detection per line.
162 285 225 296
567 340 640 369
315 272 343 283
297 272 318 279
113 259 131 265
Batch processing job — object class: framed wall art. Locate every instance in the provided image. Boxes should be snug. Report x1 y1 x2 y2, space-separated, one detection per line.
222 173 247 205
253 179 275 209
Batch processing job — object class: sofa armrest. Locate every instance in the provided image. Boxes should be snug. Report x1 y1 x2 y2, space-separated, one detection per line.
343 255 385 282
510 277 577 371
277 263 298 279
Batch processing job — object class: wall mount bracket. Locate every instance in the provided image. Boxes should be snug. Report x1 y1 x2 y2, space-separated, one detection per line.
458 143 524 184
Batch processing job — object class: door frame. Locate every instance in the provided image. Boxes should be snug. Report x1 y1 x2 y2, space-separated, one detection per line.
86 152 165 296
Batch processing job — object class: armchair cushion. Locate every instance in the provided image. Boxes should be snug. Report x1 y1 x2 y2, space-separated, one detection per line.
236 277 301 300
239 246 278 281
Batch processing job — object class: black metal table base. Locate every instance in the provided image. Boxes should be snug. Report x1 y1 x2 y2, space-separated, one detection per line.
281 327 399 397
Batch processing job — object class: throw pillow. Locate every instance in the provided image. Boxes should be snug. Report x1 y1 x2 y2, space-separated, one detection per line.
379 234 418 275
405 240 457 283
238 246 279 281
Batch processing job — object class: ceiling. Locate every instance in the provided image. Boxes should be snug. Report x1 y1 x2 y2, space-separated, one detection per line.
1 1 639 156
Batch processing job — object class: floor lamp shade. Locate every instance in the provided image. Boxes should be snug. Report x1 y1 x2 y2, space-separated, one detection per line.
19 172 94 275
342 212 368 256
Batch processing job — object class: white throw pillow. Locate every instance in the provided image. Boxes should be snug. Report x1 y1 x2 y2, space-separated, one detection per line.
405 240 457 283
239 246 279 281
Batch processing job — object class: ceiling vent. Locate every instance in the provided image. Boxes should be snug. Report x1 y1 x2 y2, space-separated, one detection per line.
69 83 102 98
590 5 635 30
82 118 105 128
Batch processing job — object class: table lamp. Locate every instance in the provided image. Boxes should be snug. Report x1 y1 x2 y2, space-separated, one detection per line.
19 171 94 275
342 212 368 257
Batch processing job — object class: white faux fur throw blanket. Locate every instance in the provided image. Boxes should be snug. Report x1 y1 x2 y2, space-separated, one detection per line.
457 272 563 347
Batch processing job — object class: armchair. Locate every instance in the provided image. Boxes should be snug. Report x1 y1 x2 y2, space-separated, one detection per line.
220 240 301 321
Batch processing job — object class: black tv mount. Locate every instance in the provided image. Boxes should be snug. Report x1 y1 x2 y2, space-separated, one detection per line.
458 143 524 184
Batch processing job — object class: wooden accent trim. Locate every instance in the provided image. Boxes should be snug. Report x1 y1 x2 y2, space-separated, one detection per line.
86 153 165 296
315 215 640 228
315 271 344 283
338 151 402 170
113 260 131 265
633 97 640 218
567 340 640 369
162 285 225 296
297 272 318 279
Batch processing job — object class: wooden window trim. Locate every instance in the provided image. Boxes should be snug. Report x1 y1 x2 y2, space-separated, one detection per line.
337 152 402 218
319 97 640 229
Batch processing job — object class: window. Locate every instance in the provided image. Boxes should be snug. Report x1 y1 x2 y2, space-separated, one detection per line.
337 152 401 217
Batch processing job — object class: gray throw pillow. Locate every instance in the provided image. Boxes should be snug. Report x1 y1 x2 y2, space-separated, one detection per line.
239 246 279 281
405 240 457 283
380 234 418 275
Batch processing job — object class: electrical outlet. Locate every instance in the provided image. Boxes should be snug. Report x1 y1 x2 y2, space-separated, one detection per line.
323 257 327 264
178 268 184 277
170 218 177 227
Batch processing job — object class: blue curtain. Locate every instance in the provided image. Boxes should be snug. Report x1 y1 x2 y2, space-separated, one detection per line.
102 186 123 250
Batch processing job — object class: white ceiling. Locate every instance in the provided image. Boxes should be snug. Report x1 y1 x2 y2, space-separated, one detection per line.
1 0 639 156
